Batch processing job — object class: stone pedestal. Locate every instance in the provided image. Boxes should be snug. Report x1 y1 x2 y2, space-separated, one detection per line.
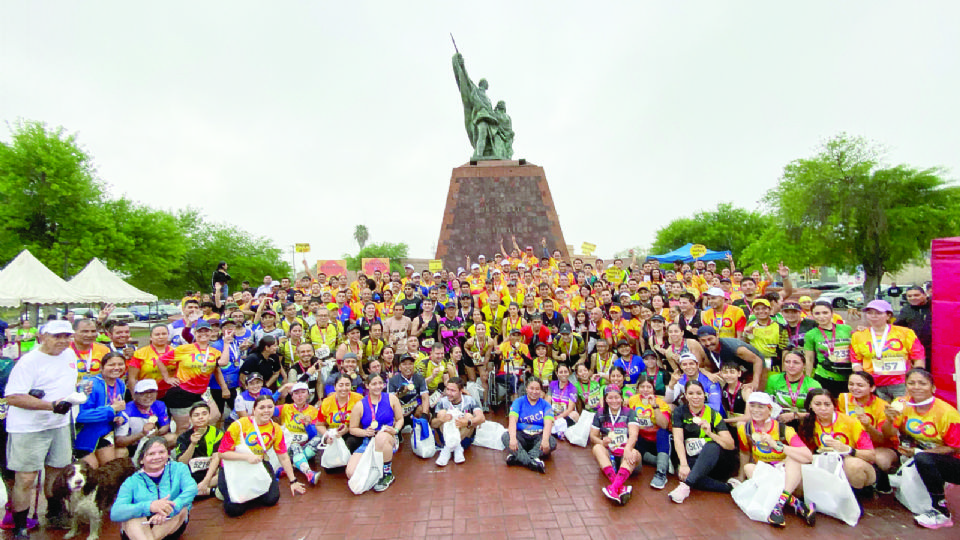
435 160 570 271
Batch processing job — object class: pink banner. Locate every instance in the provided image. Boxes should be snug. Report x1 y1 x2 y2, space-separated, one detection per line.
931 237 959 406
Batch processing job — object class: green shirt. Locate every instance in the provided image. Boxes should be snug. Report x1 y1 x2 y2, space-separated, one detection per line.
803 324 853 381
765 373 821 412
745 321 788 369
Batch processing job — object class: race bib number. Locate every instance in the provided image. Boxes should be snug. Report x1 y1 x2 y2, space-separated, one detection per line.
429 390 442 407
401 399 418 416
317 346 330 358
829 347 850 364
288 432 309 445
0 398 7 421
876 356 907 375
586 394 602 410
636 417 654 428
552 400 565 415
609 431 628 448
188 457 211 473
685 437 706 456
422 339 435 348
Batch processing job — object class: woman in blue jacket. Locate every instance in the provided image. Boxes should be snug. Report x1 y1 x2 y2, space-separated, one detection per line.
76 352 128 467
111 436 198 540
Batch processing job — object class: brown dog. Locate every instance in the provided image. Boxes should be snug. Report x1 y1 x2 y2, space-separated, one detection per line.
51 458 137 540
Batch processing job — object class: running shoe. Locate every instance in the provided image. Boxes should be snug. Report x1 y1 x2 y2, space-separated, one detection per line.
530 458 546 474
453 445 465 464
650 472 668 490
875 472 892 495
767 505 786 528
373 473 395 492
791 497 816 526
436 447 452 467
13 528 29 540
619 485 633 505
602 485 623 504
305 469 320 485
915 510 954 529
668 482 690 504
505 454 519 466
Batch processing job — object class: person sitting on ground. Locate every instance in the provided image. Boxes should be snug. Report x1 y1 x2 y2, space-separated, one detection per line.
502 377 556 474
736 392 815 528
273 382 323 485
111 436 198 540
172 402 223 498
431 378 485 467
590 386 641 505
626 374 672 489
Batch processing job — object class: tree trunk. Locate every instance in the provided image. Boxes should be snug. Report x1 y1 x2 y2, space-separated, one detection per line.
862 271 881 304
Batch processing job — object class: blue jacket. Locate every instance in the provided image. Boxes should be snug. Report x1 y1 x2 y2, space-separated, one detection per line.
679 372 724 415
75 375 126 452
110 461 197 522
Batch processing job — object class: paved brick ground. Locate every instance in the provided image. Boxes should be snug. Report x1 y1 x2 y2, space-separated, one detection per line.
14 409 958 540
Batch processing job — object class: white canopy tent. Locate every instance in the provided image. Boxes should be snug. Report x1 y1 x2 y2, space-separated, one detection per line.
68 258 157 304
0 249 85 307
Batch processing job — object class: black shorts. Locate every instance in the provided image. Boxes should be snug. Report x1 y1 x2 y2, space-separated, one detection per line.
210 387 239 414
164 387 206 412
343 435 364 454
73 433 114 459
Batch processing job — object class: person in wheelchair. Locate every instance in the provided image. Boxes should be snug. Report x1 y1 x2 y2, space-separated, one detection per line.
495 328 531 405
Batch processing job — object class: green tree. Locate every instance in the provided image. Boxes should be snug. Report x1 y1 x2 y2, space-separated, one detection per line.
344 242 409 274
762 134 960 300
650 203 773 267
160 209 292 299
353 224 369 250
0 121 186 282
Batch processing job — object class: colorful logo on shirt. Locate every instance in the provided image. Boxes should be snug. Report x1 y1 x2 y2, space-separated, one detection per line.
905 418 938 438
78 359 101 374
244 430 275 449
819 432 850 446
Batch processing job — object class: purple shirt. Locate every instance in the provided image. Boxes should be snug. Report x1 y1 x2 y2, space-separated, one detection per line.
548 380 578 415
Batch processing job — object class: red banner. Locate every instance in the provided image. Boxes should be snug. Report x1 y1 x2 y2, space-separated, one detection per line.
317 259 347 277
362 258 390 276
931 237 959 406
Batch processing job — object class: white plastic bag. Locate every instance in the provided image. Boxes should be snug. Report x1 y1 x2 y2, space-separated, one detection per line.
222 439 273 503
732 461 786 522
465 381 484 407
473 421 506 450
551 417 568 438
802 453 860 526
347 442 383 495
565 411 595 448
411 417 437 459
442 420 461 450
893 458 933 514
320 437 351 469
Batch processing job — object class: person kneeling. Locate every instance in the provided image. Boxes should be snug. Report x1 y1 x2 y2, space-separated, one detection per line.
172 403 223 498
590 386 641 505
432 378 485 466
111 436 197 540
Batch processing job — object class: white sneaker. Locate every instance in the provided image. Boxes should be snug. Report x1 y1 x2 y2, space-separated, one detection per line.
453 445 465 464
915 510 954 529
436 447 452 467
668 482 691 504
727 478 742 489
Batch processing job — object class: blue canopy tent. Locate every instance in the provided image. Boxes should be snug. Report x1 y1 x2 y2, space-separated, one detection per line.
649 243 732 263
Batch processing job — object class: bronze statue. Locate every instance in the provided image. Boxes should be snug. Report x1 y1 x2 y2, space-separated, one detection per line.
452 43 514 161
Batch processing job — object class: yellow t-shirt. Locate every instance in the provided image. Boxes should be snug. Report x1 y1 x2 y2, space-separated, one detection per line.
892 397 960 452
498 341 529 375
220 417 285 457
319 392 364 429
277 403 322 438
737 420 801 463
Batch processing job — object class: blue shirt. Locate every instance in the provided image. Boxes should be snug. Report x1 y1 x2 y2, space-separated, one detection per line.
678 372 724 415
210 338 241 389
509 397 554 432
116 400 170 438
613 355 646 385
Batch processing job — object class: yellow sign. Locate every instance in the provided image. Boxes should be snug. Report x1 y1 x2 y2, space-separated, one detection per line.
581 242 597 256
428 259 443 272
295 243 311 253
690 244 707 259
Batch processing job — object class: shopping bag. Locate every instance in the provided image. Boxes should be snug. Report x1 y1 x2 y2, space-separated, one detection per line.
802 453 860 526
465 381 484 407
473 421 506 450
411 417 437 458
551 417 568 438
893 459 933 514
442 420 461 450
320 437 351 469
347 442 383 495
732 461 786 522
222 444 273 503
565 411 595 447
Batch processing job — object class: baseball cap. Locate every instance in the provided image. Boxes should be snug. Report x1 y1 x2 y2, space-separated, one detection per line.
798 296 813 303
404 263 414 269
246 372 264 382
609 306 622 313
509 327 522 334
478 254 486 259
650 314 666 323
518 263 527 269
291 382 310 393
261 310 277 318
642 349 657 358
134 379 159 393
42 320 74 335
559 323 572 334
865 299 893 313
781 302 803 311
193 320 212 331
411 272 421 278
616 339 630 348
398 353 415 364
751 298 771 308
705 287 725 297
343 352 359 361
471 263 480 270
697 326 717 337
746 391 783 417
678 352 698 364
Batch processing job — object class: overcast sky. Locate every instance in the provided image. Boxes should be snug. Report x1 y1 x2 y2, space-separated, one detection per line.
2 1 958 266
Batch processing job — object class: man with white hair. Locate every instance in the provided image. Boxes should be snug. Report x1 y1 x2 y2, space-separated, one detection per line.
5 320 82 537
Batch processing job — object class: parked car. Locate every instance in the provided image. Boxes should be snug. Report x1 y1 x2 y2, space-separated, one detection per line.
816 284 864 309
129 305 163 321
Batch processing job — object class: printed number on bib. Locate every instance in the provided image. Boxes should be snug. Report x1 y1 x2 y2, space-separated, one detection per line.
422 339 435 348
188 457 211 473
685 437 706 456
317 346 330 358
877 358 906 375
829 347 850 364
429 390 442 407
635 416 654 428
610 431 628 448
552 401 565 415
402 399 418 415
288 432 309 445
587 394 602 409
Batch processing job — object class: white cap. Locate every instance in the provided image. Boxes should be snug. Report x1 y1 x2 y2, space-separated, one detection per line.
411 272 421 278
291 382 310 392
134 379 159 393
478 254 486 259
500 260 510 266
433 272 441 278
404 263 414 269
492 269 501 275
746 391 783 418
518 263 527 269
42 320 74 335
471 263 480 269
705 287 725 297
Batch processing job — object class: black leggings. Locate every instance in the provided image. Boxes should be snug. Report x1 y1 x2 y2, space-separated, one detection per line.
914 451 960 497
684 442 736 493
210 386 239 415
218 464 281 517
